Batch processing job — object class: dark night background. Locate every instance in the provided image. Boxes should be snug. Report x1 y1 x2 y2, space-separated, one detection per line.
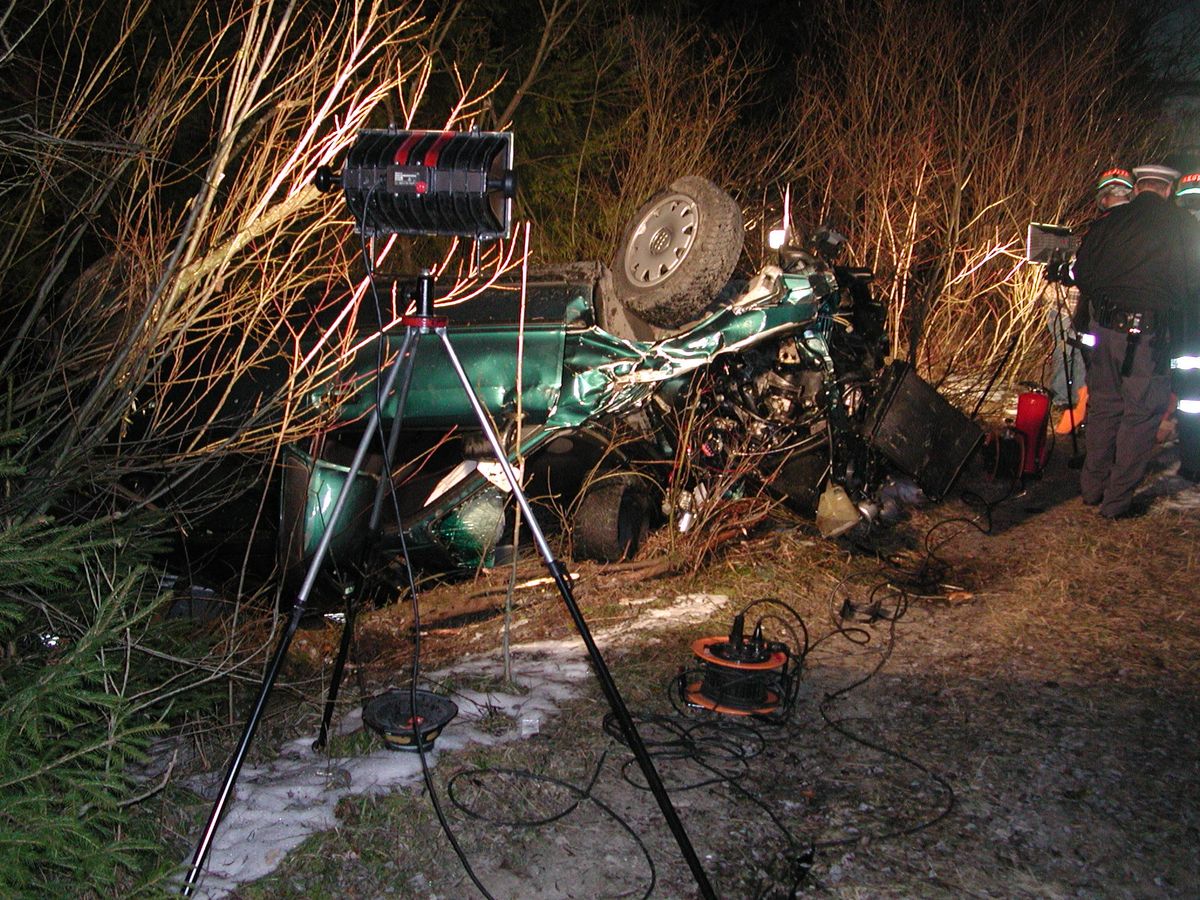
0 0 1198 894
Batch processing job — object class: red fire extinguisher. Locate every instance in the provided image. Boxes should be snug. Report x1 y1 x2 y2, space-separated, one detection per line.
1012 387 1052 476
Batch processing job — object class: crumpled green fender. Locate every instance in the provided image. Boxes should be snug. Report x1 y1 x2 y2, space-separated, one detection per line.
550 270 826 426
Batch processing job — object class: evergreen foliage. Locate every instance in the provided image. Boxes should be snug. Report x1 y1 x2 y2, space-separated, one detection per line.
0 438 181 896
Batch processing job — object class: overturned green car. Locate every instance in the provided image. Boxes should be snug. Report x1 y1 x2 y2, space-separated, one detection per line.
279 178 973 585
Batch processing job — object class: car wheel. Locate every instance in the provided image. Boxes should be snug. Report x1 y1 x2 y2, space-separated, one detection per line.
572 475 652 562
612 176 743 329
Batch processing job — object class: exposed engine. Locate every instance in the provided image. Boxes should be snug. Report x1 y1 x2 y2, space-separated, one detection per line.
676 271 890 526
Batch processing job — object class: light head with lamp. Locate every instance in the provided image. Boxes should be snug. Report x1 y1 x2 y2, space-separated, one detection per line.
315 128 517 240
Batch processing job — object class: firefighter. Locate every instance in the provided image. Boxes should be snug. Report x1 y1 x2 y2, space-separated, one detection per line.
1071 164 1200 518
1048 167 1134 434
1172 169 1200 481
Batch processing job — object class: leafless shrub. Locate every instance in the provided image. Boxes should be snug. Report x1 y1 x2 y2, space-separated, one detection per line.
776 0 1174 386
551 10 778 262
0 1 526 528
660 374 794 572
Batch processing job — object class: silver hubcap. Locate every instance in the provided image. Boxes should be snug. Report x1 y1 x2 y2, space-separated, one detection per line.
623 192 698 287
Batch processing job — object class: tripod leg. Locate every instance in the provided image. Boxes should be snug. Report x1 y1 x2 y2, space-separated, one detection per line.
434 327 717 900
370 330 421 532
181 602 305 895
1053 292 1082 460
312 591 359 753
183 330 418 895
315 330 422 751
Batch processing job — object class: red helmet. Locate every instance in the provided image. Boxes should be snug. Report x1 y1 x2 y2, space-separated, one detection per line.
1175 171 1200 198
1176 171 1200 212
1096 167 1134 193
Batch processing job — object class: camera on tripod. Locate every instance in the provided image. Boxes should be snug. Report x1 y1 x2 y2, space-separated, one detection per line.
1026 222 1081 285
1043 248 1076 285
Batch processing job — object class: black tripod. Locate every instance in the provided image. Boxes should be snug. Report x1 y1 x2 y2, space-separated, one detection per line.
1049 285 1086 467
183 270 716 899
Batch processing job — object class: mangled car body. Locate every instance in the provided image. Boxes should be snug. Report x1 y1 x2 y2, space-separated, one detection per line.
279 178 979 583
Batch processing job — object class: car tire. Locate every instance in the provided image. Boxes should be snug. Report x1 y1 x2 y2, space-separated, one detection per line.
572 475 652 562
612 176 743 329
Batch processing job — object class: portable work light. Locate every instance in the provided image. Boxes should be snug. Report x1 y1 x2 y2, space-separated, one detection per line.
191 126 718 900
315 128 517 239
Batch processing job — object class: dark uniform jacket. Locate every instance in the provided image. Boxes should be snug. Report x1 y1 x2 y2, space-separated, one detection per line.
1072 192 1200 338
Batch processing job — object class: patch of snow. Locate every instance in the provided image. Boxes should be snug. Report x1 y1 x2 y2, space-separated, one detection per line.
619 595 660 606
184 592 730 897
1144 462 1200 513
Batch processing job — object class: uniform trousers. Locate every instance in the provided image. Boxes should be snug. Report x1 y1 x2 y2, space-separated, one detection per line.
1178 412 1200 481
1080 325 1172 517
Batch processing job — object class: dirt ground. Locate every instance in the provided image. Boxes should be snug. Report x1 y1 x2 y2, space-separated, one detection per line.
227 434 1200 899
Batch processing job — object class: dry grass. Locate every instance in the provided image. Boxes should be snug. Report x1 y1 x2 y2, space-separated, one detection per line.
245 438 1200 898
929 493 1200 686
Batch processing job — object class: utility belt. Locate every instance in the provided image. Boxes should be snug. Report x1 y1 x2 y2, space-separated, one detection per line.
1090 301 1171 377
1092 304 1163 333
